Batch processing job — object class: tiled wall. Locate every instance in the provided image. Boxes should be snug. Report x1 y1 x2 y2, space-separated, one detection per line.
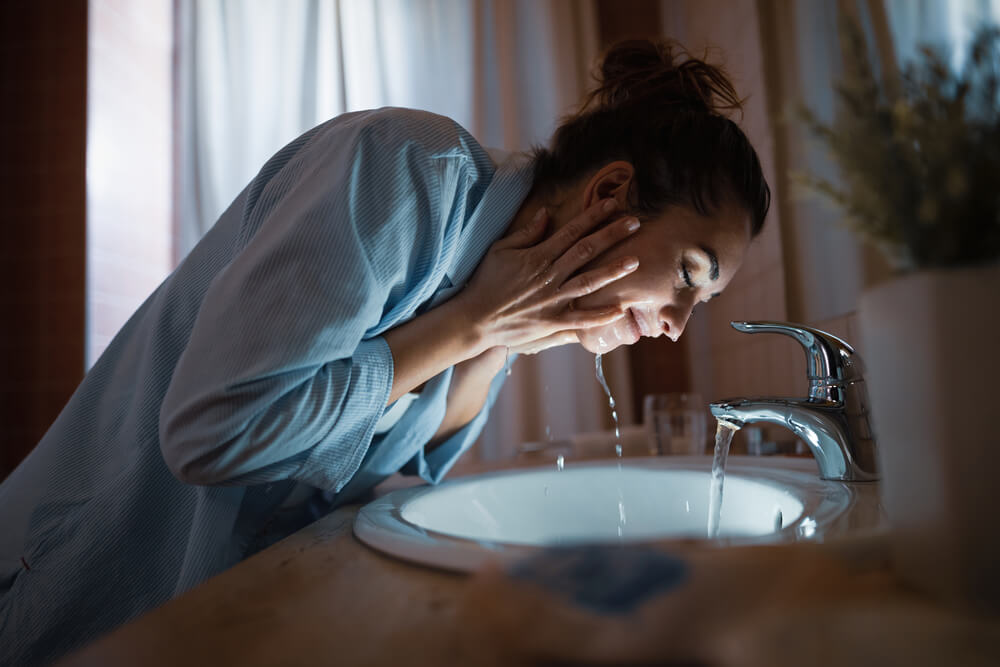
0 1 89 478
86 0 173 366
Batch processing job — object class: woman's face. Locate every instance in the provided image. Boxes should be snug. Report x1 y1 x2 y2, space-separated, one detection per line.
573 201 752 354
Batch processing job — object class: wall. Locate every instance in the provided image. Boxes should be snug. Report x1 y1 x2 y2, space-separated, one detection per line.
0 1 89 478
0 0 173 479
87 0 173 366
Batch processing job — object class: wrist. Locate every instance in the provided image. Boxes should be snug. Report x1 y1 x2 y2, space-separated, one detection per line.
473 345 508 374
385 291 490 404
442 290 492 358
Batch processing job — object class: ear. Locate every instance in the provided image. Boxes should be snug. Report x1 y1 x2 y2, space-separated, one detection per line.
582 161 635 210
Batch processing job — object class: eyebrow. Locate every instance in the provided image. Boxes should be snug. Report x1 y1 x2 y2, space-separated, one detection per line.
699 244 720 281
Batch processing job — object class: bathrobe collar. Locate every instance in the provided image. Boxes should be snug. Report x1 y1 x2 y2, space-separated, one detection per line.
446 148 535 290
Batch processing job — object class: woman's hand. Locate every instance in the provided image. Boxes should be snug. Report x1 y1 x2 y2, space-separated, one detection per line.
454 198 641 354
383 198 639 405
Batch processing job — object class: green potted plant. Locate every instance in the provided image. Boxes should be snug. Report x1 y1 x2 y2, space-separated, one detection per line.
800 20 1000 610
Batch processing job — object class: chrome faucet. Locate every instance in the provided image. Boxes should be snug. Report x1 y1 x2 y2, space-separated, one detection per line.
709 321 879 482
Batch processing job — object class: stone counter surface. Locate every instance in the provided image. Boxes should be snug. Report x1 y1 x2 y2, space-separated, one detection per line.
61 505 467 666
59 467 1000 666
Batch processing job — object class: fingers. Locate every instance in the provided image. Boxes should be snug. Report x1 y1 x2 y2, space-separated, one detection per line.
492 207 549 251
556 255 640 299
510 330 579 356
565 307 627 331
536 198 620 260
543 215 640 286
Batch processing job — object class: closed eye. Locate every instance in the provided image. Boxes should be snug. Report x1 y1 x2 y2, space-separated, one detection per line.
681 263 694 288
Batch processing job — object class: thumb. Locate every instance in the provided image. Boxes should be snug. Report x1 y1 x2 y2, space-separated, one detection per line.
510 330 578 356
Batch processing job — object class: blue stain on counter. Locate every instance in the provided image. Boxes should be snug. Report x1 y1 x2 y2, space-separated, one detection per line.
508 545 688 614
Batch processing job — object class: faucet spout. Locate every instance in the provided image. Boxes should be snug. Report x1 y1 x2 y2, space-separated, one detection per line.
710 398 878 482
707 321 880 483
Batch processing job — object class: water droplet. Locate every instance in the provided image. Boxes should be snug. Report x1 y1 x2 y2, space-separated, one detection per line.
556 455 564 471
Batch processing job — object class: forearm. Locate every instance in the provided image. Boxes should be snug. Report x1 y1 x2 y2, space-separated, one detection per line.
382 295 486 405
161 339 392 487
383 196 635 432
428 346 506 448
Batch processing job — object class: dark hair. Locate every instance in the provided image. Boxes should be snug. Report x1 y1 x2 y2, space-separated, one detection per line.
532 39 770 236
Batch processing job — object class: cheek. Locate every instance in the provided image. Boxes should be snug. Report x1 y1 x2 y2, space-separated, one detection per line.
575 259 669 311
574 227 677 308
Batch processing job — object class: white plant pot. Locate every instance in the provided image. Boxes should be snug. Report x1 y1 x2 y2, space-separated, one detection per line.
858 262 1000 610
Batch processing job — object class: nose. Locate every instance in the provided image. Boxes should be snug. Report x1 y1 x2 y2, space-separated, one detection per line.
659 294 696 341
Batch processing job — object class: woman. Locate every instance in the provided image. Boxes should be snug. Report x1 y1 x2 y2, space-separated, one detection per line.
0 39 769 664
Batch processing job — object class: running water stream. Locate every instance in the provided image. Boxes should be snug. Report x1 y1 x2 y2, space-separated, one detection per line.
706 419 740 538
595 354 626 538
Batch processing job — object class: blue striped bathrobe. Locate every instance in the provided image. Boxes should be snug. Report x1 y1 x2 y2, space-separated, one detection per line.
0 107 534 665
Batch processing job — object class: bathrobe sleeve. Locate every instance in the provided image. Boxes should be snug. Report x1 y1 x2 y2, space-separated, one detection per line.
159 109 486 492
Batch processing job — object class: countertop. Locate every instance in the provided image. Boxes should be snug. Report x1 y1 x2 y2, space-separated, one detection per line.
59 459 1000 666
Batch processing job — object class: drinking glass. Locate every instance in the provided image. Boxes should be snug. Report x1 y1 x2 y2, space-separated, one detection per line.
644 393 708 455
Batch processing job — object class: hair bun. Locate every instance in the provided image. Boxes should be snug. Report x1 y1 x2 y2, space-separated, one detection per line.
589 39 742 116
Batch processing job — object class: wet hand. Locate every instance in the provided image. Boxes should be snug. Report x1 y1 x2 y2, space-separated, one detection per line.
455 198 640 354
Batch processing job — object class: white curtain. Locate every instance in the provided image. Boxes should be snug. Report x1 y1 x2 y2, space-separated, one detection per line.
175 0 635 462
888 0 1000 68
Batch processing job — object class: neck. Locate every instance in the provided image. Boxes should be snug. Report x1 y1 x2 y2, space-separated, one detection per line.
506 185 574 240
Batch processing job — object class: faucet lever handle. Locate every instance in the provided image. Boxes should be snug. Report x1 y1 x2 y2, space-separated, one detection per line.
730 321 864 396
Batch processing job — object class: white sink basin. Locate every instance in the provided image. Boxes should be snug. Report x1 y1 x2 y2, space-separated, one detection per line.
354 456 860 572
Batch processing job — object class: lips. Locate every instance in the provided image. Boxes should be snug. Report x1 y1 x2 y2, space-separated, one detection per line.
625 308 643 342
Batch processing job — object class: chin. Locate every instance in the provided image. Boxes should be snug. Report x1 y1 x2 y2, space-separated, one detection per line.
581 340 625 354
578 325 638 354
